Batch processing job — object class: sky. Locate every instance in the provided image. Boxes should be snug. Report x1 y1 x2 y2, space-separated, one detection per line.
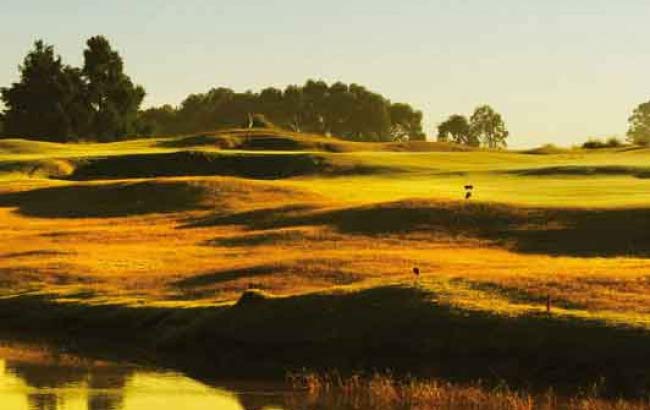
1 0 650 148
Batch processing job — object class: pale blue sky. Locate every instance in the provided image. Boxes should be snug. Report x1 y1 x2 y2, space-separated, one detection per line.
2 0 650 147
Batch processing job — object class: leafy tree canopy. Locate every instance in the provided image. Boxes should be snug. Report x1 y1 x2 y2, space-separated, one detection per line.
0 41 88 141
437 114 477 146
627 101 650 146
437 105 509 149
83 36 145 141
1 36 144 142
469 105 509 149
140 81 425 142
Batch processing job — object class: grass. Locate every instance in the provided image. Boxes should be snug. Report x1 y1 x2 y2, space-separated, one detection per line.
289 372 650 410
5 129 650 395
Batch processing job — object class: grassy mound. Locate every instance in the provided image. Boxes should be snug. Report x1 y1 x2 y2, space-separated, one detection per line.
0 139 67 155
509 165 650 178
0 159 75 180
67 151 387 181
3 286 650 395
383 140 475 152
158 129 370 152
522 144 571 155
189 198 650 258
0 177 315 218
158 129 473 153
236 288 273 306
0 180 208 218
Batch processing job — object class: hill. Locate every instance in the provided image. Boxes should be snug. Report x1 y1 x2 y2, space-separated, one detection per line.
3 129 650 394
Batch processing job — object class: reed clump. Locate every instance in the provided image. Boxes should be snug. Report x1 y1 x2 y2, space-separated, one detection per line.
288 372 650 410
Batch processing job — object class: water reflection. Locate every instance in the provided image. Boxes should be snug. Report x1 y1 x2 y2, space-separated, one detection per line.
0 342 272 410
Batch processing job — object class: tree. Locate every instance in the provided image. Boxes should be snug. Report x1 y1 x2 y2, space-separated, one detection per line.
282 85 304 132
140 80 424 142
627 101 650 145
469 105 508 149
302 80 329 132
0 41 89 141
138 105 177 136
437 114 476 145
83 36 145 141
389 103 425 141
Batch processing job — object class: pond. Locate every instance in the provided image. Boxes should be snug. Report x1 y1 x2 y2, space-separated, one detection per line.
0 340 297 410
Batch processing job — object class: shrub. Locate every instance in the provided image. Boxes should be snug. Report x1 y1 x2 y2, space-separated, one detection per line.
582 137 623 149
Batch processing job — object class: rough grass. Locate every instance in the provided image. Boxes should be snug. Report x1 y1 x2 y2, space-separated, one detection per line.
5 285 650 396
5 132 650 395
289 372 650 410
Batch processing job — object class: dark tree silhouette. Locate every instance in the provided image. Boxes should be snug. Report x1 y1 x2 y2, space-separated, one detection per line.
438 106 509 148
437 114 475 146
1 36 144 142
139 80 424 142
83 36 145 141
2 39 423 142
0 41 90 141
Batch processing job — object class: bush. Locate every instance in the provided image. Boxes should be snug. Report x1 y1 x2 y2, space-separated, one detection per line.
582 137 623 149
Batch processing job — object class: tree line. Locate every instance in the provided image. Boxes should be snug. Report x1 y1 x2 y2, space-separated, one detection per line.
436 106 509 148
0 37 424 143
140 81 425 141
5 36 649 147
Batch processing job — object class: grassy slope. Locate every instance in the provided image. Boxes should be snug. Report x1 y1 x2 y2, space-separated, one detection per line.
3 129 650 392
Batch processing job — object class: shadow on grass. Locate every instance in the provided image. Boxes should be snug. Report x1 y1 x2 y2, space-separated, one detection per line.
205 228 311 247
67 151 388 181
173 265 278 288
185 204 318 229
4 286 650 395
506 165 650 178
0 180 207 218
187 199 650 257
455 278 588 310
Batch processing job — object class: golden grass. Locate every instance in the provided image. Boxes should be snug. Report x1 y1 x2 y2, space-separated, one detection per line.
289 372 650 410
3 132 650 330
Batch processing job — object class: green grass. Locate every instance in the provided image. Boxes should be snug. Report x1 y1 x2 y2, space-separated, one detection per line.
6 129 650 207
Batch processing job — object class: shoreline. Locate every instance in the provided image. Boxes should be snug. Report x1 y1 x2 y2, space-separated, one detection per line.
1 286 650 397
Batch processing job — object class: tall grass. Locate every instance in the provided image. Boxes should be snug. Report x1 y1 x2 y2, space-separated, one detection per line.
288 372 650 410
